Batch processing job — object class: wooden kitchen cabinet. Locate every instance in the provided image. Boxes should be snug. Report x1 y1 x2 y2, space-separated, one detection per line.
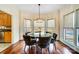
0 13 3 26
0 10 12 43
4 32 11 42
7 14 11 26
0 13 11 27
3 13 8 26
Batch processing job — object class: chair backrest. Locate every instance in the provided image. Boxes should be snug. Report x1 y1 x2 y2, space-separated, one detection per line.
23 35 31 45
46 31 51 34
25 32 31 35
38 37 51 48
52 33 57 40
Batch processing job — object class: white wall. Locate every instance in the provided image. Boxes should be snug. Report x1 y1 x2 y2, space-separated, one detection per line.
0 5 20 44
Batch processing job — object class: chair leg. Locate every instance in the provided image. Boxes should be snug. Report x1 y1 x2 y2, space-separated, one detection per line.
48 47 50 54
34 45 37 54
24 44 27 54
36 46 40 54
39 48 42 54
54 42 56 51
41 48 43 54
29 45 30 54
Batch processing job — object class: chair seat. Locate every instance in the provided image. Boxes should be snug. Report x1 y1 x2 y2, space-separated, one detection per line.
38 43 49 48
51 39 55 43
26 40 36 45
23 35 37 53
31 40 36 44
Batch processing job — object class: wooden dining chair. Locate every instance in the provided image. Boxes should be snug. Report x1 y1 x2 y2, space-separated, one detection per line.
45 31 51 34
51 33 57 50
25 32 31 35
23 35 36 53
38 37 51 54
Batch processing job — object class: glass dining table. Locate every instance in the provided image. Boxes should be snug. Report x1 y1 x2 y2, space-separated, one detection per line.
28 32 52 38
29 32 51 38
27 32 52 53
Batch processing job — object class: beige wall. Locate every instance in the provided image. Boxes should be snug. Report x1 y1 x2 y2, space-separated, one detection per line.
19 10 60 40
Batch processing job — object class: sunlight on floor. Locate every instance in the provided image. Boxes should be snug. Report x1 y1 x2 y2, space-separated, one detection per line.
62 48 72 54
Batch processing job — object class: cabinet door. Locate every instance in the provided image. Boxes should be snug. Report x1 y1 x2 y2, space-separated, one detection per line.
7 15 11 26
3 13 8 26
4 32 11 42
0 13 3 26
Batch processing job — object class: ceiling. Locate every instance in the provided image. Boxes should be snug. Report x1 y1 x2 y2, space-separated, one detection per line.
0 4 69 14
14 4 68 13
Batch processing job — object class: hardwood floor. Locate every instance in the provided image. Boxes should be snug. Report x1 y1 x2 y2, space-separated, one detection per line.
0 40 78 54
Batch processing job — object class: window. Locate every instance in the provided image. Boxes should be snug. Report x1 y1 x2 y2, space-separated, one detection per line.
64 12 74 28
62 9 79 47
47 19 55 32
24 19 31 32
23 19 56 35
24 20 31 27
47 19 55 28
76 9 79 27
63 12 75 44
64 29 74 41
76 29 79 46
76 9 79 46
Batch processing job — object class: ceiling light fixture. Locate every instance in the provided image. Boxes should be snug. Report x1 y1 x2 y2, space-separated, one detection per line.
38 4 40 19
